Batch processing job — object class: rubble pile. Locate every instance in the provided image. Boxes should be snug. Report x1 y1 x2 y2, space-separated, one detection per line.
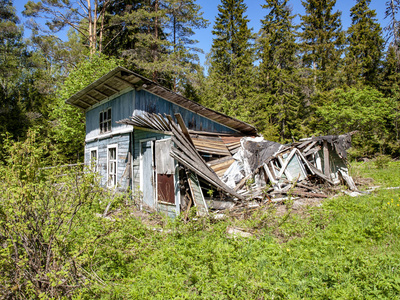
123 112 358 217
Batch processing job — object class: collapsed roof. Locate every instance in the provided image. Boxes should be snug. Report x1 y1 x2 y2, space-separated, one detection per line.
120 112 358 216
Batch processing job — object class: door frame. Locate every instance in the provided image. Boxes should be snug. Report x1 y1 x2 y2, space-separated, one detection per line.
139 138 156 208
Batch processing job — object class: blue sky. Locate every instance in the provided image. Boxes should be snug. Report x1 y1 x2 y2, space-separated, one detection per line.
14 0 388 67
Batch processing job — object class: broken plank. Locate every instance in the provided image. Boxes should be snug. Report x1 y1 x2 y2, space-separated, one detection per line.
187 171 209 216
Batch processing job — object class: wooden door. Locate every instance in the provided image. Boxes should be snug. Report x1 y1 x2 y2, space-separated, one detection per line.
155 139 175 204
141 140 155 209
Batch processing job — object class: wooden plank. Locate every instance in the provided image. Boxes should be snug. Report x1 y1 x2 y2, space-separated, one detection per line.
207 156 234 166
187 172 209 216
114 75 136 87
174 113 195 146
290 189 328 198
323 140 330 177
103 83 119 93
94 88 109 98
263 163 277 184
85 93 100 103
302 141 317 153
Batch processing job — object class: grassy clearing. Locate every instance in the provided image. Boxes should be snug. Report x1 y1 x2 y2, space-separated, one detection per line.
1 150 399 298
350 159 400 187
82 161 400 299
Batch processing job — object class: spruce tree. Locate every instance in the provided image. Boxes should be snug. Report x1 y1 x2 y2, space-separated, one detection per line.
0 0 29 139
345 0 384 87
257 0 301 142
165 0 208 92
383 1 400 148
300 0 344 92
205 0 254 121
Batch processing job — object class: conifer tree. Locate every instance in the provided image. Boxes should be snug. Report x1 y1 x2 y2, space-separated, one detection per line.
204 0 254 121
0 0 29 139
257 0 301 142
383 1 400 147
384 0 400 68
344 0 384 87
102 0 207 91
300 0 344 92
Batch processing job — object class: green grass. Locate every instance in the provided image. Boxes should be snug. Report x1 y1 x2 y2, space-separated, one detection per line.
350 160 400 187
82 161 400 299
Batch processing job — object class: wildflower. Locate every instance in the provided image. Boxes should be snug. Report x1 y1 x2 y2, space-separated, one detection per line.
287 248 290 252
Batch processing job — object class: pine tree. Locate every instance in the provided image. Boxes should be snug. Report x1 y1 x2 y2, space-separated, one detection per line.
344 0 384 87
204 0 254 121
102 0 207 91
300 0 345 92
256 0 301 142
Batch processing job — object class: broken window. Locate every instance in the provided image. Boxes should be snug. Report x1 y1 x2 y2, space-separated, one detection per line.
100 108 112 133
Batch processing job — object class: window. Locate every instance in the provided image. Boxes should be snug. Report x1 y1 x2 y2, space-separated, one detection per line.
107 146 117 187
100 108 112 133
90 148 98 172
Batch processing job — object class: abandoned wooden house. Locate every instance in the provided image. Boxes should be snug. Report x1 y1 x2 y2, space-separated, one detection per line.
65 67 257 217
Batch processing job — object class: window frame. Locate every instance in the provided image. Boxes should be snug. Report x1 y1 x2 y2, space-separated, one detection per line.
107 144 118 187
89 147 98 172
100 108 112 134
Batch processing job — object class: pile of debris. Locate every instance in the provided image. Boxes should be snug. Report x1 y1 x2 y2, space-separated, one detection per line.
122 112 358 217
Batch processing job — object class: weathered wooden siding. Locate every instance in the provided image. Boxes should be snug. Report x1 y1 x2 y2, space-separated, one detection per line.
85 133 131 190
86 90 135 140
134 90 237 134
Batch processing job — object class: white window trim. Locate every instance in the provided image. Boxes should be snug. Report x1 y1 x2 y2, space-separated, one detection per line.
89 147 98 172
107 144 118 187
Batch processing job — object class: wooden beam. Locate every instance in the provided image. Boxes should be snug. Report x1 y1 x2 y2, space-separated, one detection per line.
93 88 109 98
77 99 91 107
85 94 99 103
103 83 119 93
114 76 136 87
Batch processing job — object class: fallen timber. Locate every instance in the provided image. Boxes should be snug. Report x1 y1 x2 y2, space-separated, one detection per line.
120 113 358 216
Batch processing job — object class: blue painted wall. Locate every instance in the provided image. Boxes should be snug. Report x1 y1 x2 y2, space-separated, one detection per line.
86 90 134 140
134 90 237 133
83 87 239 217
85 133 131 190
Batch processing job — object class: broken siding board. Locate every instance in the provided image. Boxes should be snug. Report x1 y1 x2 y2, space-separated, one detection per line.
187 172 208 216
323 140 330 177
303 141 318 153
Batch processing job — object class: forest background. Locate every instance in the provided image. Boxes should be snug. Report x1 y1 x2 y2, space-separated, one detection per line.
1 0 400 164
